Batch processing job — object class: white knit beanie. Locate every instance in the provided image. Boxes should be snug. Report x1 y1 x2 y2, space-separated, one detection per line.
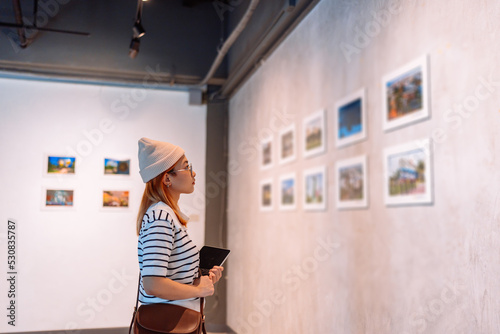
138 137 185 183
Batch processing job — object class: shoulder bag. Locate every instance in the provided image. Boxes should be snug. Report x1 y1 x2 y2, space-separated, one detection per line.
129 274 207 334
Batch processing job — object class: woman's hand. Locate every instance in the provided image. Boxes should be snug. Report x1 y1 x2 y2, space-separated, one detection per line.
195 275 215 297
209 266 224 284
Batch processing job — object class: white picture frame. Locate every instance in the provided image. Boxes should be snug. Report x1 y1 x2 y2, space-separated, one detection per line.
303 165 327 211
44 154 77 177
335 88 367 148
382 54 430 132
41 187 76 211
101 189 131 211
279 173 297 211
260 136 273 170
383 138 433 206
104 156 131 176
336 155 368 209
259 178 273 211
279 124 296 165
303 109 326 158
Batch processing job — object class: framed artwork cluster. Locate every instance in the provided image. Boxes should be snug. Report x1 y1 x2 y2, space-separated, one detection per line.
259 54 433 212
41 155 132 211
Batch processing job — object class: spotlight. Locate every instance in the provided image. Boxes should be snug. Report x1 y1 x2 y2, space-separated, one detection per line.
129 38 140 59
132 21 146 38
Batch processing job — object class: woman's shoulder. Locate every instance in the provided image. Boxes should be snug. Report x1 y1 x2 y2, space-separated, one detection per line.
144 202 181 227
147 201 174 215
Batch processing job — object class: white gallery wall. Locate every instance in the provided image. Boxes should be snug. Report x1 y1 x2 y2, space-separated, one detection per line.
227 0 500 333
0 77 207 332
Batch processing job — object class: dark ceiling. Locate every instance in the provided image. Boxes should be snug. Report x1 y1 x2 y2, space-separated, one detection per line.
0 0 319 97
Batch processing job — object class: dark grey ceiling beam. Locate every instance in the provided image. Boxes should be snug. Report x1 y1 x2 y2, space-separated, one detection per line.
12 0 27 48
0 60 226 89
219 0 320 98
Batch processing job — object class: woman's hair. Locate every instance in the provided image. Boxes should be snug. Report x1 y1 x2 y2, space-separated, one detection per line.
136 161 188 235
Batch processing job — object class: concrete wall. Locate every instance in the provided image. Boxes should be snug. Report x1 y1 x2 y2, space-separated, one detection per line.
0 77 207 332
226 0 500 333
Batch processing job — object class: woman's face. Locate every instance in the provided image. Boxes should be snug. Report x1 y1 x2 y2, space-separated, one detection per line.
167 155 196 195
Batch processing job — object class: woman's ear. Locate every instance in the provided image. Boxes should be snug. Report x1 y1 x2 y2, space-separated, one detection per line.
162 173 171 188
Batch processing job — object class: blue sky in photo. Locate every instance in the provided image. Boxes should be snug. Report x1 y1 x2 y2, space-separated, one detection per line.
338 98 362 138
48 156 75 167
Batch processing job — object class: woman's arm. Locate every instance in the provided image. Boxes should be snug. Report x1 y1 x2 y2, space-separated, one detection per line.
143 275 215 300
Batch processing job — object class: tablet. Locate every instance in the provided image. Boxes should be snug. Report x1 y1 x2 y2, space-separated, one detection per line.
199 246 230 275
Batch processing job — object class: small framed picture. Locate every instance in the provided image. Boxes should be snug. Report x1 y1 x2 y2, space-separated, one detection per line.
104 158 131 175
279 173 296 211
260 137 273 170
279 124 296 165
260 179 273 211
336 155 368 209
335 89 367 148
102 190 130 210
303 109 326 158
382 55 430 131
303 166 327 211
42 188 75 210
46 155 76 175
383 138 433 205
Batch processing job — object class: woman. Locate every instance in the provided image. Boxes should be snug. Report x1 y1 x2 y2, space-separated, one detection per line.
136 137 223 312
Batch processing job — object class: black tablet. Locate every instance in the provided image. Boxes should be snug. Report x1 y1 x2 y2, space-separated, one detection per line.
199 246 230 275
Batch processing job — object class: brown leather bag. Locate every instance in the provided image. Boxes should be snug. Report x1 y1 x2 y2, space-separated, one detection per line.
129 274 206 334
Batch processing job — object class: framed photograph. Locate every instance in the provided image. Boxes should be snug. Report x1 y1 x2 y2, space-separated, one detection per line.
260 137 273 170
104 158 131 175
42 188 75 210
279 173 296 211
46 155 76 175
336 155 368 209
383 138 433 205
303 109 326 158
335 88 367 148
382 55 430 131
279 124 296 165
303 166 327 211
102 190 130 209
260 179 273 211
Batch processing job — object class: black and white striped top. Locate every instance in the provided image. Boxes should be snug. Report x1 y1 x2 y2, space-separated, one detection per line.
138 201 200 311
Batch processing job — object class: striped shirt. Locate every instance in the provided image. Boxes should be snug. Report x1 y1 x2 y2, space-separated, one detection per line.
138 202 200 311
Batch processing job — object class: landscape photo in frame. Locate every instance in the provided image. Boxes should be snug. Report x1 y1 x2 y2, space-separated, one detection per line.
260 179 273 211
45 189 74 207
336 155 368 209
260 137 273 170
104 158 131 175
279 173 296 211
382 55 430 131
303 165 327 211
102 190 130 209
43 188 75 210
383 139 433 205
46 156 76 175
335 88 366 148
279 124 296 165
303 109 326 158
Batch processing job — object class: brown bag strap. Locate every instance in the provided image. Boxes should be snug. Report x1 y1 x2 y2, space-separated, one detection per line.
128 273 141 334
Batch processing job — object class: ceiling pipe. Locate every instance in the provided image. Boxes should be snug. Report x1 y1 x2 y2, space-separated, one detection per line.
12 0 27 48
197 0 260 87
